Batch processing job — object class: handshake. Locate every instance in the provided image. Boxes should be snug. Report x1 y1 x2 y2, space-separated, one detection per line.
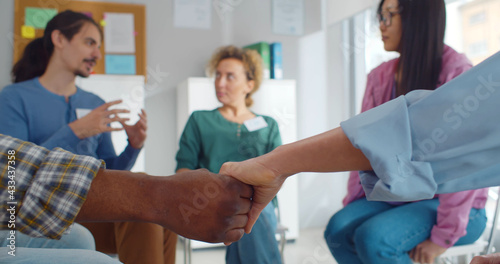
135 158 285 245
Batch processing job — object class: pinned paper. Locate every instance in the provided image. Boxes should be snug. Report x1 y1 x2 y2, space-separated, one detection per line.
174 0 211 29
25 7 57 29
105 55 136 75
21 25 36 39
104 13 135 53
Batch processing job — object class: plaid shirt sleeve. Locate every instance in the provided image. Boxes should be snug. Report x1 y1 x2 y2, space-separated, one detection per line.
0 134 104 239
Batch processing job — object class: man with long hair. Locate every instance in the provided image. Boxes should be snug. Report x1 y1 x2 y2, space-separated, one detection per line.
0 10 176 264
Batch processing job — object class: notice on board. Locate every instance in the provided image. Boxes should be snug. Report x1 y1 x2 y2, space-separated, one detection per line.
25 7 58 29
104 13 136 53
105 55 136 75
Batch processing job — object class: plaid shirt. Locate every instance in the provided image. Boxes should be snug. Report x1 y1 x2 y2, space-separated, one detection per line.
0 134 104 239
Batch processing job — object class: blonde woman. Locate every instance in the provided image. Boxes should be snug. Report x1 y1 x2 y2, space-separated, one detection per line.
176 45 282 264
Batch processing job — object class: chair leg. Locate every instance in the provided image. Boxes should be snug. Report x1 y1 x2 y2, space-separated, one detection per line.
184 238 192 264
279 232 286 264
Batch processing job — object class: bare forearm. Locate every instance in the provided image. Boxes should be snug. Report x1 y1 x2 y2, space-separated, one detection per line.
258 127 371 178
76 169 157 223
76 168 253 243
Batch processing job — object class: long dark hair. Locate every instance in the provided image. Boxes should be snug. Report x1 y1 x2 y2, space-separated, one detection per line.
12 10 102 83
378 0 446 96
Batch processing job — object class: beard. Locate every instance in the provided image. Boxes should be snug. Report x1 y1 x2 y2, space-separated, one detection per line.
75 69 90 78
76 59 96 77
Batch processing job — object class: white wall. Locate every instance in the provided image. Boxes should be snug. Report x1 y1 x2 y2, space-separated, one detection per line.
0 0 14 89
327 0 377 25
0 0 355 230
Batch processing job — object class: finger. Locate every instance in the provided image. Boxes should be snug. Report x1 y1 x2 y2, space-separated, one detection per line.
135 118 148 131
236 197 252 215
106 127 125 132
106 109 130 116
228 214 249 230
245 204 266 233
139 110 148 121
415 247 421 263
409 248 415 260
99 100 123 110
239 183 253 199
425 253 434 264
109 117 130 125
223 228 245 244
141 109 147 117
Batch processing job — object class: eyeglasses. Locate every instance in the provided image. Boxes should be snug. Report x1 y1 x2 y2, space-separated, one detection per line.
377 9 401 27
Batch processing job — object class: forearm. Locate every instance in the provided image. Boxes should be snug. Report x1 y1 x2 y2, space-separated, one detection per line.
78 168 253 243
77 169 157 224
40 125 81 150
257 127 371 179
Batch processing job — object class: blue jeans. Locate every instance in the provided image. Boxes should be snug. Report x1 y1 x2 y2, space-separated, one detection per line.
226 202 282 264
324 198 487 264
0 223 121 264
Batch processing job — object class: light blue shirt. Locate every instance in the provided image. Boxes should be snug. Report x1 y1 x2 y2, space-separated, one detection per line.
0 77 140 170
341 51 500 201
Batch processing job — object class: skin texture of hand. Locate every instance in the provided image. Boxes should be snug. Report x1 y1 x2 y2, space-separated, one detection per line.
121 109 147 149
69 100 129 139
77 168 253 243
409 239 447 264
219 159 286 234
470 253 500 264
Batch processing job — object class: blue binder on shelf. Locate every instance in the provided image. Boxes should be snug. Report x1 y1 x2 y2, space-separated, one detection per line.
270 42 283 79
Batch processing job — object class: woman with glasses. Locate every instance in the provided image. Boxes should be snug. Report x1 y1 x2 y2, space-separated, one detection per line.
323 0 488 263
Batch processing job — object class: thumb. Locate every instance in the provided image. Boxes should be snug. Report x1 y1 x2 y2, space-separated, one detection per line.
219 161 235 175
245 203 266 233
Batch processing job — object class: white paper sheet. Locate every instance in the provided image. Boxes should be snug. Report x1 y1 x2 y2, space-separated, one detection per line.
104 13 136 53
272 0 304 36
174 0 211 29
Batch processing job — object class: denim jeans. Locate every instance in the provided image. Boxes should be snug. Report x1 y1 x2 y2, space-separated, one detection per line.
324 198 487 264
226 202 282 264
0 223 121 264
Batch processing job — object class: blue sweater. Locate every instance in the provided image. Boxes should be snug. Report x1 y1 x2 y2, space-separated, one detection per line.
0 78 140 170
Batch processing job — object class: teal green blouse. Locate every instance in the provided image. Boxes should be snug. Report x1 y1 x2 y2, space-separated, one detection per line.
175 109 282 173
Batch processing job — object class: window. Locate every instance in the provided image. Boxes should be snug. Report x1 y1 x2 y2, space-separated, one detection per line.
469 12 486 25
468 40 489 57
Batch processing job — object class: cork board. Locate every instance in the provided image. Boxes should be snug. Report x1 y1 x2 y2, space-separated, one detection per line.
13 0 146 76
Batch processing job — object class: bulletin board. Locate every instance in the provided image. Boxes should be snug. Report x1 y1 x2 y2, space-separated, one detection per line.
13 0 146 76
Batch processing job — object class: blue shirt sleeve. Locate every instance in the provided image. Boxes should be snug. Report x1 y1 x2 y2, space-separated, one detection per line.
341 51 500 201
0 87 30 141
97 132 141 171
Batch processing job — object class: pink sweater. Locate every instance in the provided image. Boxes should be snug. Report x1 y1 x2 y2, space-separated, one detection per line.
343 45 488 248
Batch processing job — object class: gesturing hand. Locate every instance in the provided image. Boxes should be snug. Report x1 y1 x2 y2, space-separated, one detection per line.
409 239 447 264
220 158 286 234
69 100 129 139
121 109 147 149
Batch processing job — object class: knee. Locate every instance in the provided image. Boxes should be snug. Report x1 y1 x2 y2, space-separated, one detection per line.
324 213 353 250
64 224 96 250
353 224 388 261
